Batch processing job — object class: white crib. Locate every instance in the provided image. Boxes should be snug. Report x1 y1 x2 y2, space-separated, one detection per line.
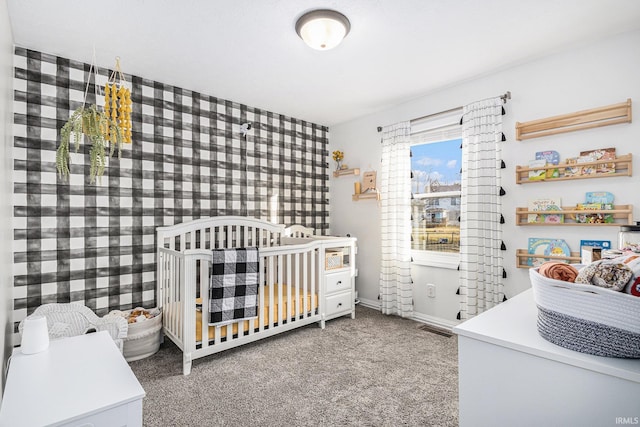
156 216 355 375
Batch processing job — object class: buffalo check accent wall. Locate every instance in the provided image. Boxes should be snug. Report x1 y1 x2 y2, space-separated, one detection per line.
12 47 329 332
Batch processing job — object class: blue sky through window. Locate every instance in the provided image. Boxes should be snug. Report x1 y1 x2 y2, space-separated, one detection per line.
411 138 462 193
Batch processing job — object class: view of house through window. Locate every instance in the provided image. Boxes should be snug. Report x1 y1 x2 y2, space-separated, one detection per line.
411 138 462 253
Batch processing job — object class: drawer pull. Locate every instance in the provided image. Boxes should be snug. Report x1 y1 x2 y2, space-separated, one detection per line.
337 303 342 307
336 281 342 285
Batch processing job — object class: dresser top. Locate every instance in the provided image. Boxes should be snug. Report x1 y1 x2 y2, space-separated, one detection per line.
0 331 145 426
453 289 640 383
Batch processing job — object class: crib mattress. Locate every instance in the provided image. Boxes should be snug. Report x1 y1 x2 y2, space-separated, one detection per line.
195 285 318 342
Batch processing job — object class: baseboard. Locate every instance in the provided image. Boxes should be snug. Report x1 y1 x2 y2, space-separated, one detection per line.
412 312 460 332
358 297 380 310
357 299 460 332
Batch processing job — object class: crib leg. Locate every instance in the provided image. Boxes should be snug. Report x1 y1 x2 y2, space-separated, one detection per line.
183 353 192 375
320 319 326 329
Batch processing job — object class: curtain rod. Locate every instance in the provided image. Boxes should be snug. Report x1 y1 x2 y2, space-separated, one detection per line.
377 91 511 132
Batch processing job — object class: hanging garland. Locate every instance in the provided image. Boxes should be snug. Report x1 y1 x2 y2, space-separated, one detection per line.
104 57 132 144
55 54 128 184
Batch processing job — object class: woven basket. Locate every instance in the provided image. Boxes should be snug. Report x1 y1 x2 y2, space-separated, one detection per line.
529 267 640 358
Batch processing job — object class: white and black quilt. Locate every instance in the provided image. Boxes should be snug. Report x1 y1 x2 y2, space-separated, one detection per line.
209 248 259 325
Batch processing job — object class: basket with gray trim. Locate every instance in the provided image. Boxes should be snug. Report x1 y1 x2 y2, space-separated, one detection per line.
530 266 640 358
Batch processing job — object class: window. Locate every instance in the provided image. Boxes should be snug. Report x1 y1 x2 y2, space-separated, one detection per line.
410 108 462 263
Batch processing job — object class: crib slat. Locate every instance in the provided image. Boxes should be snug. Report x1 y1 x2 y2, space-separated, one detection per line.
217 226 223 249
278 254 283 325
303 252 308 317
268 255 274 329
310 250 316 315
226 323 233 341
286 253 292 324
295 253 300 320
171 254 177 340
258 257 265 333
170 254 175 337
200 259 209 348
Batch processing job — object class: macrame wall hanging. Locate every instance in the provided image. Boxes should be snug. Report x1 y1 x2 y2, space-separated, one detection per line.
56 52 130 184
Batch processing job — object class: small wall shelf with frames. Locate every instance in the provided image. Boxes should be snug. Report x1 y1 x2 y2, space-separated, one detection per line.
352 192 380 201
333 168 360 178
515 154 632 184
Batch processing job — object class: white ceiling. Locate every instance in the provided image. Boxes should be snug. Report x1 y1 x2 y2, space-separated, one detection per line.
7 0 640 126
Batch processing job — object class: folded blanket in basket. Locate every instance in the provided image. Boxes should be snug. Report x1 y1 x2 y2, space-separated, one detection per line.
575 258 632 291
209 248 259 326
538 262 579 282
615 254 640 297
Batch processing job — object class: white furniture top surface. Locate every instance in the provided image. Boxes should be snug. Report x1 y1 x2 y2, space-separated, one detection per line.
453 289 640 383
0 331 145 426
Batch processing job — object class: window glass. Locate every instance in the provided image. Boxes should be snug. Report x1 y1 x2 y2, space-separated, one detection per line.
411 138 461 253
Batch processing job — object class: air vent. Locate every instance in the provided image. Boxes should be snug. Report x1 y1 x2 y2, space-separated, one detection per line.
417 324 453 338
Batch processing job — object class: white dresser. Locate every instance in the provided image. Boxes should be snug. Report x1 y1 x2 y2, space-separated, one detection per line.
0 331 145 427
453 289 640 427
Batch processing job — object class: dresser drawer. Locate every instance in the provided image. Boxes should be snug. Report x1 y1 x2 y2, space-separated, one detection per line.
325 292 353 317
325 270 351 294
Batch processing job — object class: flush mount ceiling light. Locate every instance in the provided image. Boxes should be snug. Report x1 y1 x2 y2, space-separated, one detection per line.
295 9 351 51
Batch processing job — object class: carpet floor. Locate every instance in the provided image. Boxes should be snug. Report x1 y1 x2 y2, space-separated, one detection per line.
129 305 459 426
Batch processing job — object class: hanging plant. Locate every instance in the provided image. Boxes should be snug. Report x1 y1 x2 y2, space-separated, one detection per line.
56 105 123 183
55 55 129 184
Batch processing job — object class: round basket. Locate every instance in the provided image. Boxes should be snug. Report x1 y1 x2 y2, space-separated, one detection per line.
122 310 163 362
529 267 640 358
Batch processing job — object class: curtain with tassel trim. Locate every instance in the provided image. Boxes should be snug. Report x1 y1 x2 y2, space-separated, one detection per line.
458 98 504 320
380 121 413 317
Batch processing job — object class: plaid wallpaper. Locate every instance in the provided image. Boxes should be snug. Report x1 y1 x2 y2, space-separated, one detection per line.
12 47 329 332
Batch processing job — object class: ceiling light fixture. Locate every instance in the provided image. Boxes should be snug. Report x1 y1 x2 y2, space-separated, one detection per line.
295 9 351 51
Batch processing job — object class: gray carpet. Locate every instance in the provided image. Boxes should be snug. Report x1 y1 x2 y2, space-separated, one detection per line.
129 305 459 426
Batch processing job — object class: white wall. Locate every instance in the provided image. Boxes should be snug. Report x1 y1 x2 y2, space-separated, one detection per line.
330 30 640 325
0 0 13 395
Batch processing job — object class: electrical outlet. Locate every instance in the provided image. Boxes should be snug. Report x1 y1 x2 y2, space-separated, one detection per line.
427 284 436 298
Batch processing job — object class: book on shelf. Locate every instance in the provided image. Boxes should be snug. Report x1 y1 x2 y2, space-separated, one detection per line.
527 198 563 224
563 157 581 177
585 191 614 204
528 159 547 181
579 239 611 250
527 238 571 267
579 147 616 174
574 203 614 223
535 150 560 179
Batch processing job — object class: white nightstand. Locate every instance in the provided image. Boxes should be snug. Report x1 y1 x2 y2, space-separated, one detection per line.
318 237 357 327
0 331 145 427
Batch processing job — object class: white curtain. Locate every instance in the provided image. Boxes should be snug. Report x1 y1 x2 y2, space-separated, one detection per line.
380 122 413 317
459 98 504 320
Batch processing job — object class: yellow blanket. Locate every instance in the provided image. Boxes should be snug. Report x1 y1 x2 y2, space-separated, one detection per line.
195 285 318 342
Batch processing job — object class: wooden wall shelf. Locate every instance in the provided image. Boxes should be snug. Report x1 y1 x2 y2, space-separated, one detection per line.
515 154 632 184
333 168 360 178
515 99 632 140
516 249 581 269
515 204 633 226
352 192 380 201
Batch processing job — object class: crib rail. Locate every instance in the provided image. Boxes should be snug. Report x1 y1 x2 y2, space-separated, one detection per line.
157 216 286 252
157 242 322 374
198 242 319 348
